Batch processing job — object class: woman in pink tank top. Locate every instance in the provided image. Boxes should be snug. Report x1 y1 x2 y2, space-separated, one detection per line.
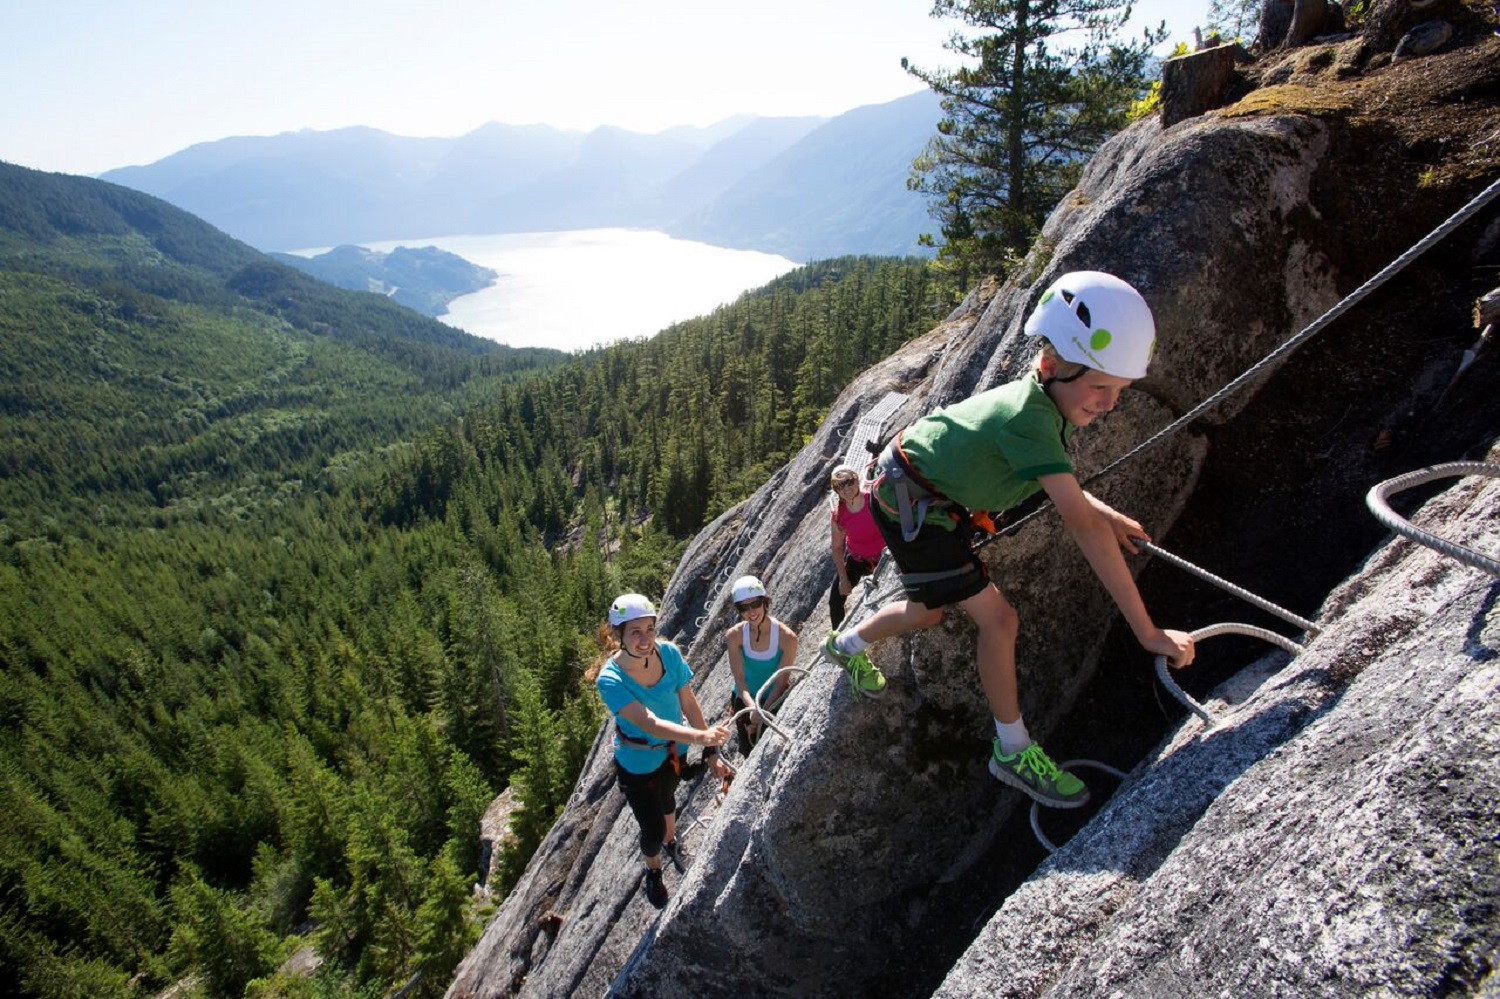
828 464 886 626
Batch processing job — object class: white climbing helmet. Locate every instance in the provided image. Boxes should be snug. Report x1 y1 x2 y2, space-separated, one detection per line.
1023 271 1157 379
730 575 768 605
607 593 657 628
830 464 859 487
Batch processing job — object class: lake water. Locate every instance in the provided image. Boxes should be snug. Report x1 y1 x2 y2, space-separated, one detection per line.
300 229 800 352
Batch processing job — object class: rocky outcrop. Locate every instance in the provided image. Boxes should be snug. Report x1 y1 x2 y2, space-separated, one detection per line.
1160 42 1253 128
935 452 1500 997
447 36 1500 999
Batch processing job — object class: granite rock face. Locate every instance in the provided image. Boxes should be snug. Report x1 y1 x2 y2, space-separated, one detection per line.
447 39 1500 999
934 456 1500 997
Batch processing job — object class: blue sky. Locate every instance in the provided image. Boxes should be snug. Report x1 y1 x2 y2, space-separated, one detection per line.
2 0 1212 176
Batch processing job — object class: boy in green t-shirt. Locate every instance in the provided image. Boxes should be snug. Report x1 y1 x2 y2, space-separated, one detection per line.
823 271 1196 808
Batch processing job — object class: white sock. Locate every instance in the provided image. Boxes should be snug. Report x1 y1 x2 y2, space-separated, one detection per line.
835 630 869 654
994 717 1031 755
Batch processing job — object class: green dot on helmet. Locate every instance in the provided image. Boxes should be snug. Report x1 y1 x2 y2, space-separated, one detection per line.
1090 329 1112 351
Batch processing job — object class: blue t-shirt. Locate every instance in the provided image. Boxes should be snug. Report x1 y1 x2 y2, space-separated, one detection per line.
595 640 694 774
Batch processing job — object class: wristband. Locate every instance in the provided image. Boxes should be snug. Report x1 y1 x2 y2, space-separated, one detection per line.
702 747 718 758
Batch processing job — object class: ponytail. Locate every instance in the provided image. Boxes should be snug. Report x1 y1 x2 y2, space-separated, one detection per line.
584 622 622 682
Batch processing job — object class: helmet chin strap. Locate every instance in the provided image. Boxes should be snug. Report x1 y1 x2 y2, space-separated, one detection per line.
613 625 652 665
1040 364 1087 390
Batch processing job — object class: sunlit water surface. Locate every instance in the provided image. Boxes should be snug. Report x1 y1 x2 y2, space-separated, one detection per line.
296 229 800 352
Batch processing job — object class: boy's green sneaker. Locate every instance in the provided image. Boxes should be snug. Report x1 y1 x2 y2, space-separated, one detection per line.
822 631 887 698
988 740 1090 809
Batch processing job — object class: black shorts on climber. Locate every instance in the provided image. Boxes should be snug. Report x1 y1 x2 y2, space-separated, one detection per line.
822 631 888 697
989 740 1089 809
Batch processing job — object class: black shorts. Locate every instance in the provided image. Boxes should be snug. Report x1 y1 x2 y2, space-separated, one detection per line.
615 756 679 856
871 501 989 608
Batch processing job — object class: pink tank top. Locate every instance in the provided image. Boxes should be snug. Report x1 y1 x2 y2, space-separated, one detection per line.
834 494 885 562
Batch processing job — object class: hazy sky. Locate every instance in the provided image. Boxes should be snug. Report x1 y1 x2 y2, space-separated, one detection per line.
3 0 1212 177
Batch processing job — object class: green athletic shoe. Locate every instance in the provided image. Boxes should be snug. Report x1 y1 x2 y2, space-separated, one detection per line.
988 740 1090 809
822 631 887 698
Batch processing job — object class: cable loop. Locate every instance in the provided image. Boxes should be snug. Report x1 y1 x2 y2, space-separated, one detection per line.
1029 760 1128 853
1154 622 1305 726
727 665 812 746
1365 462 1500 577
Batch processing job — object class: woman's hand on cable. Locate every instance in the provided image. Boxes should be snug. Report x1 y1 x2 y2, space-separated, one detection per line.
1142 628 1195 670
700 722 731 748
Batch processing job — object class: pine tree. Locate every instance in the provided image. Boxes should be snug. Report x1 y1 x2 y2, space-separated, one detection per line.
498 671 564 884
167 870 281 997
411 853 479 997
905 0 1165 283
1207 0 1258 42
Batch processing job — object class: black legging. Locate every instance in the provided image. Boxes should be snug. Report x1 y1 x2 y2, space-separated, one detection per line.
615 757 679 857
829 555 877 626
726 686 790 755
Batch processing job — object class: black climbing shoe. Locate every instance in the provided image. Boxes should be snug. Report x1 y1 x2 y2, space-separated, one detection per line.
662 838 688 874
642 866 668 908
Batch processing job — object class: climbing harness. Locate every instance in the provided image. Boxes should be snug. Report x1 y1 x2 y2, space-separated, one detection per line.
1366 462 1500 577
874 432 949 543
868 434 991 597
614 725 668 751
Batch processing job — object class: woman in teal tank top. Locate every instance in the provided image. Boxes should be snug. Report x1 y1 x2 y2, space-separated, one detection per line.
723 574 800 753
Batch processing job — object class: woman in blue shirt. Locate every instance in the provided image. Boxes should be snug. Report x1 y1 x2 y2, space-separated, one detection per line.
589 593 731 908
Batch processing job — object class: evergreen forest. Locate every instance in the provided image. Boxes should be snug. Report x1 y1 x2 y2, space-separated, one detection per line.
0 162 942 996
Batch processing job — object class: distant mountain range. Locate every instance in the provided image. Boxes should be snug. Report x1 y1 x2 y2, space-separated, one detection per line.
99 91 944 262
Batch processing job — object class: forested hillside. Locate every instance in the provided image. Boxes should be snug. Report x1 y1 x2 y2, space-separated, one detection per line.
268 245 497 318
430 257 944 541
0 162 941 997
